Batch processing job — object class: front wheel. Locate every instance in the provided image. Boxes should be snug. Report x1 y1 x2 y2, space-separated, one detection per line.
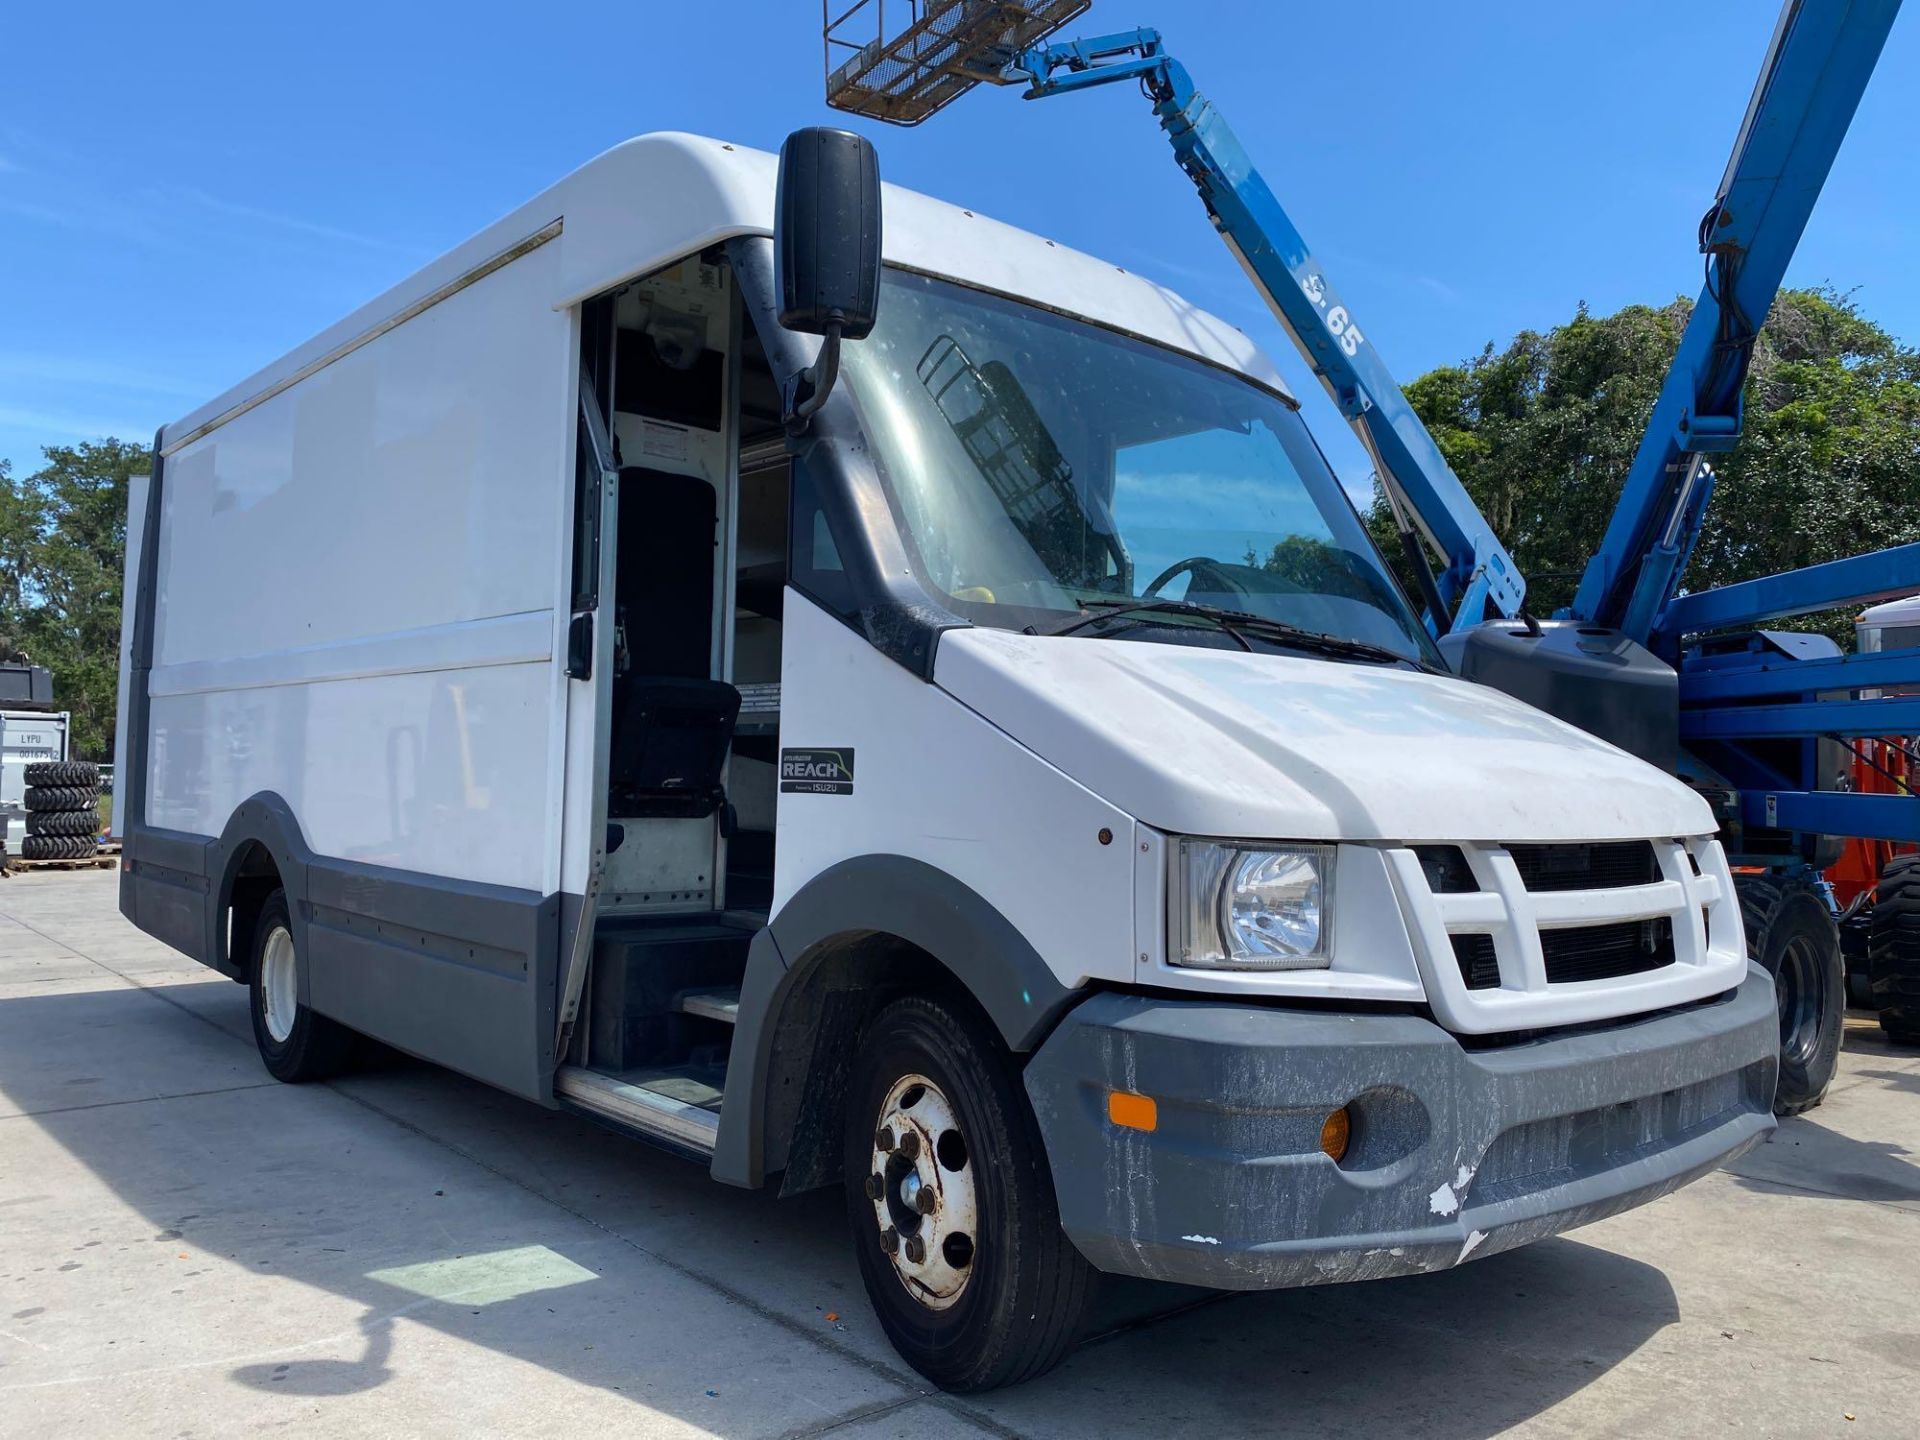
844 996 1095 1392
248 889 355 1083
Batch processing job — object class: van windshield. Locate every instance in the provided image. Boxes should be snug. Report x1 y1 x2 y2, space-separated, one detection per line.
838 268 1441 667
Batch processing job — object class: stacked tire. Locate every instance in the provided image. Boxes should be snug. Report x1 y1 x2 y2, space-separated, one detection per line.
21 761 101 861
1868 855 1920 1046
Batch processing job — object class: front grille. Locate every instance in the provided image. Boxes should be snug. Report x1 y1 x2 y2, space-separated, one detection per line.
1414 844 1476 893
1542 917 1675 984
1452 933 1500 989
1413 836 1734 1025
1508 841 1658 892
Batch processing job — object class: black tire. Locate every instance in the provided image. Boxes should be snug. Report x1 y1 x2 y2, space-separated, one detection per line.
844 995 1095 1392
1739 871 1845 1114
20 834 94 860
1868 855 1920 1046
24 785 97 813
24 760 97 788
27 809 98 837
247 889 355 1083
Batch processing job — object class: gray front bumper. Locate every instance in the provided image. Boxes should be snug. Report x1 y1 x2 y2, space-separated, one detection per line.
1024 965 1777 1290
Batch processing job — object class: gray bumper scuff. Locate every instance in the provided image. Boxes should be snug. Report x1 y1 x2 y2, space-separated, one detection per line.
1023 965 1778 1290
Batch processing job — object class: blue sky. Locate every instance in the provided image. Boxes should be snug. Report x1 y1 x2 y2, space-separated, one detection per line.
1 1 1913 496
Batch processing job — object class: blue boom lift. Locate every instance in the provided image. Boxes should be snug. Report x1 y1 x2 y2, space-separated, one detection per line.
821 0 1913 1108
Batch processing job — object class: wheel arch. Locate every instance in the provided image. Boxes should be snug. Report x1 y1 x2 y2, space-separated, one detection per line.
209 793 315 980
711 854 1081 1192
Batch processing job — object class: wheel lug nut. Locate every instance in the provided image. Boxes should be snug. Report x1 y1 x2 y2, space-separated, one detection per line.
863 1172 883 1201
880 1226 899 1255
898 1130 920 1160
875 1127 895 1153
903 1235 925 1264
914 1187 936 1215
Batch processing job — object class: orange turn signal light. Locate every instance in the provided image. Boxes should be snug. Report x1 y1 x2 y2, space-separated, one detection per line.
1320 1107 1351 1162
1107 1090 1158 1132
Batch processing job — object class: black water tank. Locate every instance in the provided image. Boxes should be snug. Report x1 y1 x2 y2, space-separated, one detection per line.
1440 620 1678 773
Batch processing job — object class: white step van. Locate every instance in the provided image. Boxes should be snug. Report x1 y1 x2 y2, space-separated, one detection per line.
120 130 1778 1390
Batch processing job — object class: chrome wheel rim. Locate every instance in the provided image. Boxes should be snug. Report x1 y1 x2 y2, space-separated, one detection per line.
866 1072 978 1310
260 925 298 1044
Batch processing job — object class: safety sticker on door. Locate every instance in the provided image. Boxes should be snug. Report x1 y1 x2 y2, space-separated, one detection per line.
780 748 855 796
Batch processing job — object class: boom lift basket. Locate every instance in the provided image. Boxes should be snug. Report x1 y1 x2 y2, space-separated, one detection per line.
822 0 1091 125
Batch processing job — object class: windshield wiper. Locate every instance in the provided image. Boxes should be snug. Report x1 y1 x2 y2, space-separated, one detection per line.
1021 599 1244 641
1029 599 1250 649
1031 598 1415 667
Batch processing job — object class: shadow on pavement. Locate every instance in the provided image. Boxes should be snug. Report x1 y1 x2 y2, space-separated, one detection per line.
1851 1067 1920 1098
1 979 1686 1437
1722 1095 1920 1212
1841 1020 1919 1059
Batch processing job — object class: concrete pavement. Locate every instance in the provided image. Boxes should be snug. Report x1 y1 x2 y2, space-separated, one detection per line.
1 869 1917 1438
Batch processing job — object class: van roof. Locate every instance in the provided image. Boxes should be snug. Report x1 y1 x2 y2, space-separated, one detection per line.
1859 594 1920 627
158 132 1290 454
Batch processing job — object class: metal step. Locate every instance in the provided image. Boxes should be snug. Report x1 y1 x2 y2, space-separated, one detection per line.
678 986 741 1025
555 1064 722 1152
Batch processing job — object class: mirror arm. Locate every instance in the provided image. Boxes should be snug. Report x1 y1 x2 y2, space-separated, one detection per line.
783 321 844 435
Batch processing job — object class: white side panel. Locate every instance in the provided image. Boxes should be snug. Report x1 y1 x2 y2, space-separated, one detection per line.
154 243 567 667
147 239 571 890
111 473 150 839
773 594 1136 991
147 660 548 887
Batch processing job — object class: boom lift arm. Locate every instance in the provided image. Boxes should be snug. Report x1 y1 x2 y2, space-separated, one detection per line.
1570 0 1903 645
1574 0 1915 848
1000 30 1525 629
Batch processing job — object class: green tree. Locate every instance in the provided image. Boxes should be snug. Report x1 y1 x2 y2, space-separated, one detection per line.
0 460 37 660
1374 287 1920 636
1 439 150 758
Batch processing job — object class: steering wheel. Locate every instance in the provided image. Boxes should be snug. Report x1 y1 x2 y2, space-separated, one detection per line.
1142 556 1242 599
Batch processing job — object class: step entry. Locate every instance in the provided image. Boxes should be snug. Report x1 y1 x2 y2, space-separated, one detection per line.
555 914 754 1154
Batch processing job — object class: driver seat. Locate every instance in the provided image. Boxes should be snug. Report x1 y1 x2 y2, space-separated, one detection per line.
609 676 740 820
608 466 737 819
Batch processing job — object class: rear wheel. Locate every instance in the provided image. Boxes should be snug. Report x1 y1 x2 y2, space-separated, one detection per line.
1868 855 1920 1046
1738 871 1844 1113
248 889 354 1082
844 995 1094 1392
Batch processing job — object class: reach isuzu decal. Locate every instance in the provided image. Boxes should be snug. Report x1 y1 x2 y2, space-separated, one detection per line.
780 748 855 795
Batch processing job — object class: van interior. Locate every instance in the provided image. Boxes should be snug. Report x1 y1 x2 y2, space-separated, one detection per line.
559 249 791 1146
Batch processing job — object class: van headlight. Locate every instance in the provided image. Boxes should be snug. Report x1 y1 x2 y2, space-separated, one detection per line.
1172 840 1333 970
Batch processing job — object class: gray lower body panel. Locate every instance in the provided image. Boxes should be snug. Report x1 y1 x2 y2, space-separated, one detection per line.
1023 965 1779 1290
120 799 563 1103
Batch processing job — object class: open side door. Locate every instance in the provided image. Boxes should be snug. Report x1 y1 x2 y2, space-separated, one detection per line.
554 341 623 1065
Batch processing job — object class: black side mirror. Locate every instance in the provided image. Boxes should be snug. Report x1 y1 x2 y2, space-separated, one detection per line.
775 127 881 430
